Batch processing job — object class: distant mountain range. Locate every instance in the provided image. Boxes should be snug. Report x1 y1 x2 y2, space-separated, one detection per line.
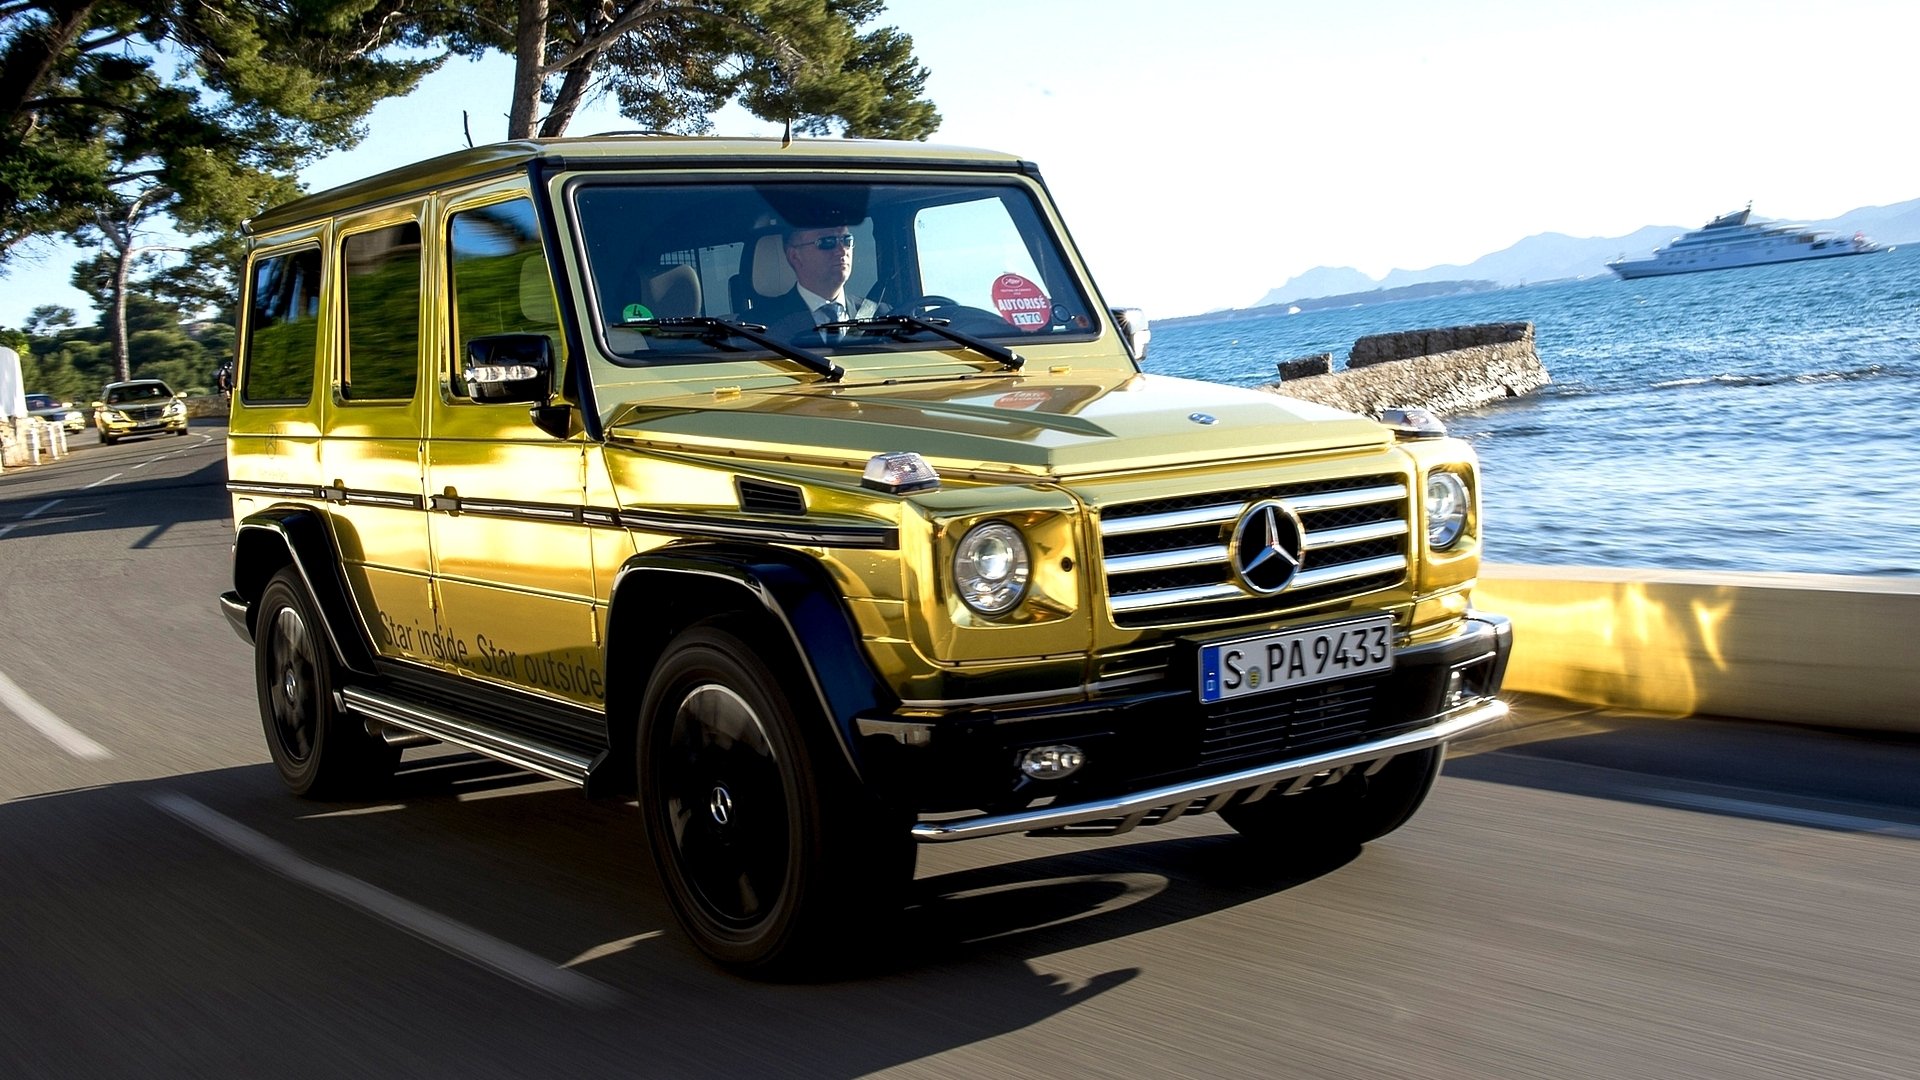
1244 196 1920 310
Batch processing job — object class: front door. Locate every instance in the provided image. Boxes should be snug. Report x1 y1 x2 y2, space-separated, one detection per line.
425 189 603 708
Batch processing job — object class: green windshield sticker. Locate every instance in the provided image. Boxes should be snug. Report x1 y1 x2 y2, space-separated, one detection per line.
622 303 654 321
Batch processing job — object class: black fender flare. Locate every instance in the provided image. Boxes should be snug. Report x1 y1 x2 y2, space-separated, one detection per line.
601 543 895 795
230 506 378 676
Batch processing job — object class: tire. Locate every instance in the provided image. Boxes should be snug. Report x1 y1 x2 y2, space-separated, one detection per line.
254 569 397 798
1220 746 1444 855
638 624 913 975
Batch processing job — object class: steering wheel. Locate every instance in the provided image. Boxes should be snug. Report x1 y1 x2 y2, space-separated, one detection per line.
902 295 961 317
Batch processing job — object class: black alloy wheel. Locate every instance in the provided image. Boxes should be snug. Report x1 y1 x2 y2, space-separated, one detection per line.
639 624 912 975
254 569 396 797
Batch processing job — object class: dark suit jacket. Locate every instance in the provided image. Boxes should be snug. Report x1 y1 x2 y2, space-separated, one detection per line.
751 289 886 343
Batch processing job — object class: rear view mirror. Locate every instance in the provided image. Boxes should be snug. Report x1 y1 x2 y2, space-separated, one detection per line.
465 334 554 404
1111 307 1151 361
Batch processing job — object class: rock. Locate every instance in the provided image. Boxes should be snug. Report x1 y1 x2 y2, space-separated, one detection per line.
1278 352 1333 379
1260 322 1549 417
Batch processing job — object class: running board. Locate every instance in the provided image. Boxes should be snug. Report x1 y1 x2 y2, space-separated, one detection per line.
337 686 594 787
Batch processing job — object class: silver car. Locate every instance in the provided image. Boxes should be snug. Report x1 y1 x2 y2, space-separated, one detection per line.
25 393 86 433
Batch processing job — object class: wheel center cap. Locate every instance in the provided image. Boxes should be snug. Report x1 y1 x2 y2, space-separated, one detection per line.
708 785 734 826
282 669 299 701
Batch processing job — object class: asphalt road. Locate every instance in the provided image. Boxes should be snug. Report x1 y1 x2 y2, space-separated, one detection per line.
3 423 1918 1079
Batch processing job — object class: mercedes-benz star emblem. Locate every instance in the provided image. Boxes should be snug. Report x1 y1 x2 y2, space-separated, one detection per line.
1229 499 1305 594
709 785 733 826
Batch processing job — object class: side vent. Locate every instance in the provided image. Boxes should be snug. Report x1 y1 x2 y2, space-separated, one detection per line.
736 478 807 516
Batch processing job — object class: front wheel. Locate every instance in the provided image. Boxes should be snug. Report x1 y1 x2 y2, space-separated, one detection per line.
638 624 912 975
1220 746 1444 856
254 569 397 797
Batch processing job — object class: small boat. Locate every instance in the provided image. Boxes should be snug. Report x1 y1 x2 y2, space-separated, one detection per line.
1607 203 1889 279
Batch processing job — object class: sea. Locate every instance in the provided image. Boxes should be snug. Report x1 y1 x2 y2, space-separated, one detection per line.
1145 246 1920 577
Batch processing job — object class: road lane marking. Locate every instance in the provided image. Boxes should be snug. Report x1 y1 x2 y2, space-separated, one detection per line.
148 793 621 1006
563 931 663 969
85 472 123 489
0 498 62 540
0 668 112 759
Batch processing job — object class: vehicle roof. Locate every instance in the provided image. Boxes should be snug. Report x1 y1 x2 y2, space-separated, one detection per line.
248 135 1033 235
103 379 170 389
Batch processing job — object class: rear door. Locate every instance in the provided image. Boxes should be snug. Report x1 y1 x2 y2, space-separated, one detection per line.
320 206 435 655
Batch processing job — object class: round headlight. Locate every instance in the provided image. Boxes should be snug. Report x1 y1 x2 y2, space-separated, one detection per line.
1425 471 1470 550
952 521 1031 616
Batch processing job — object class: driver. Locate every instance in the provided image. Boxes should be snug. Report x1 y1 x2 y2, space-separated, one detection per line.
757 225 887 342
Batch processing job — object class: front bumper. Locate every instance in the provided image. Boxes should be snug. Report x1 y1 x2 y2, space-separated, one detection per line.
857 611 1513 841
100 415 188 436
912 697 1507 841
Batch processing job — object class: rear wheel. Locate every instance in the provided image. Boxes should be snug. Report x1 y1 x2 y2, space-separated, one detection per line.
254 569 397 797
638 624 912 975
1220 746 1444 855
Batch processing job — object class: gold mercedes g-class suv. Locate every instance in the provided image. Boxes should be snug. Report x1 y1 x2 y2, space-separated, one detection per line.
220 136 1511 974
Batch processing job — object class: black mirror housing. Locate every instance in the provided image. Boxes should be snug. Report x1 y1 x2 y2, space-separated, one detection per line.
465 334 555 404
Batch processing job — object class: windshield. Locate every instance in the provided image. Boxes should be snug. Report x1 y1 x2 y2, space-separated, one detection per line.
567 178 1099 387
106 383 171 404
27 394 55 409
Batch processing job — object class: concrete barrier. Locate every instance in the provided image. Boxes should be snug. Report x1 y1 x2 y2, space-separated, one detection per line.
1477 564 1920 733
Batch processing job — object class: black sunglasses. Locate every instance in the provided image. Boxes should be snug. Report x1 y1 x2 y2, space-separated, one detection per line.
793 234 855 251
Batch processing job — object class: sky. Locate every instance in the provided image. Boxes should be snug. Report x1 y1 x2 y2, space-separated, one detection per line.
5 0 1918 326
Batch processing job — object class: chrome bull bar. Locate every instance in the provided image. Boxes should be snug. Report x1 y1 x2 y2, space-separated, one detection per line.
909 697 1509 843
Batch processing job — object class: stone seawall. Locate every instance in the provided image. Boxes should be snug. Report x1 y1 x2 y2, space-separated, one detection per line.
1260 321 1551 416
1478 565 1920 734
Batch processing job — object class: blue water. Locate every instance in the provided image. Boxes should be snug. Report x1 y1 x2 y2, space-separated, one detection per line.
1147 248 1920 576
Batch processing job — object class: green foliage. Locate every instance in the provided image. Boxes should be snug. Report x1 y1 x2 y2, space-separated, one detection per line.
404 0 938 139
11 290 231 400
4 2 436 379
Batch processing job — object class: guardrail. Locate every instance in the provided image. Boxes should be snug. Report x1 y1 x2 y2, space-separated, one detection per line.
1477 564 1920 734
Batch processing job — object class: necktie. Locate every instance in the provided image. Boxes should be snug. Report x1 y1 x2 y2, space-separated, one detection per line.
818 301 844 342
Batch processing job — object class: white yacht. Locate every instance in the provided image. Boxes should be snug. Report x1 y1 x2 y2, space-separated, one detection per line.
1607 204 1888 279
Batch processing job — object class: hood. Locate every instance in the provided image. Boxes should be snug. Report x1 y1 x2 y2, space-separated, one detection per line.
605 372 1391 479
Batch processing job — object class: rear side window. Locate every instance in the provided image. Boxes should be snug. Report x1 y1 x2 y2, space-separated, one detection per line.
242 248 322 404
341 222 423 400
449 199 557 398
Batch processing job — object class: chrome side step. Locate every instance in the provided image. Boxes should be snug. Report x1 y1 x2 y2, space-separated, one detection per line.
337 686 594 786
909 697 1509 843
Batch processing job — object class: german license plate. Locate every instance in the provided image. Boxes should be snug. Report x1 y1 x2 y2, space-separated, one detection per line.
1197 615 1395 703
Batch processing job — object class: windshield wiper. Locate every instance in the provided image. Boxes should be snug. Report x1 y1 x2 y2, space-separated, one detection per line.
831 315 1025 372
614 316 844 381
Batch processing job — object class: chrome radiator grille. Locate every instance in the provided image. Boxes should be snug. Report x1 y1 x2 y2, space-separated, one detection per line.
1098 473 1410 627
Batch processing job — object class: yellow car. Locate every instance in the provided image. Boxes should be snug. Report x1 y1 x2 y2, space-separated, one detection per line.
220 136 1511 974
94 379 189 443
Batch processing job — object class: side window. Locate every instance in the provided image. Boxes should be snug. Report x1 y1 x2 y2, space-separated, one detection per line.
449 199 557 398
341 221 422 400
241 247 322 404
914 197 1046 310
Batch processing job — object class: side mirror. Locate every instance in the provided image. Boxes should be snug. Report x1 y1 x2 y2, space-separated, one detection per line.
1111 306 1151 361
91 401 104 409
465 334 554 404
174 391 187 399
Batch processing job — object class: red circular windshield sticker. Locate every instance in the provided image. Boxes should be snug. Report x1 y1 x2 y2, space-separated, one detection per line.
991 273 1050 333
